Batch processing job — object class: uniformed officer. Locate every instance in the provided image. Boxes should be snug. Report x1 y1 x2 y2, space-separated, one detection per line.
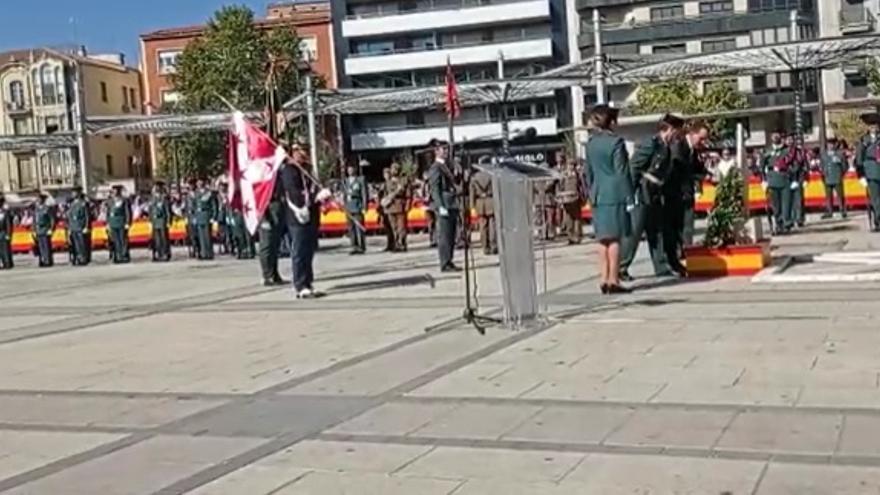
184 182 200 259
469 163 496 255
258 166 287 286
821 138 847 219
229 204 255 259
421 167 437 248
785 134 808 228
557 155 586 245
0 193 14 269
620 114 683 280
66 187 91 266
33 194 55 267
377 167 395 252
762 130 793 235
856 113 880 231
106 185 131 263
192 178 217 260
383 162 409 252
344 163 368 255
666 120 709 253
427 139 461 272
216 186 232 255
149 181 172 262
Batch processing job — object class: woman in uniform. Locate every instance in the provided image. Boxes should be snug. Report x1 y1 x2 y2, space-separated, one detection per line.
585 104 634 294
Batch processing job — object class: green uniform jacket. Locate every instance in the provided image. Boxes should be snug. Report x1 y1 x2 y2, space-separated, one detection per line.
149 194 172 229
67 199 90 232
0 206 13 240
585 131 633 206
217 201 230 225
106 197 131 230
762 146 790 189
667 137 705 202
33 204 55 236
856 133 880 180
345 176 368 213
428 160 460 211
821 150 846 186
193 189 217 227
629 136 670 204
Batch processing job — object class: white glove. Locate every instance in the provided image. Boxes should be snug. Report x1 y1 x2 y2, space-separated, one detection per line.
861 178 869 188
625 203 635 213
761 182 768 191
439 207 449 217
83 228 89 234
790 182 799 190
291 204 310 224
316 188 332 203
125 224 131 231
694 192 702 201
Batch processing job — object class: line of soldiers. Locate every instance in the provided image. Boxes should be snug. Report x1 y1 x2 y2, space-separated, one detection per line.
533 151 588 246
760 131 810 235
617 114 710 281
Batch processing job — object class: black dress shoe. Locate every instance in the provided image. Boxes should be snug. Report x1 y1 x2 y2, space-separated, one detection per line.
607 284 632 294
619 272 634 282
441 264 462 273
600 284 609 294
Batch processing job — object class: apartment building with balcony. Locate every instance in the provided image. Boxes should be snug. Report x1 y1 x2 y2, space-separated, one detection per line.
818 0 878 109
0 48 144 194
575 0 822 146
331 0 571 167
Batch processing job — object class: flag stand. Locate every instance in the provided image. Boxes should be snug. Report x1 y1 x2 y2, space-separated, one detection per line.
425 59 500 336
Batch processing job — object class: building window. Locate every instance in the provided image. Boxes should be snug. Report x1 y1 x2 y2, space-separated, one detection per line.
748 0 812 11
652 43 687 55
40 65 57 105
17 157 35 190
650 5 684 21
45 116 60 134
299 37 318 62
753 71 793 93
699 0 733 13
702 38 737 53
129 88 137 109
12 118 29 135
750 27 790 46
105 155 113 176
158 50 182 74
100 82 108 103
122 85 129 108
8 81 25 106
405 111 425 126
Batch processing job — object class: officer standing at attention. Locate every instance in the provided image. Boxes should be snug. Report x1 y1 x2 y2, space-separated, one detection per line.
344 163 368 255
216 186 232 255
469 161 497 254
856 113 880 231
427 139 461 272
784 133 808 229
0 193 14 269
67 187 91 266
620 114 683 280
762 130 793 235
229 204 255 259
149 181 173 262
106 185 131 263
384 162 410 252
821 138 847 219
192 178 217 260
33 193 55 267
184 182 200 259
558 155 586 245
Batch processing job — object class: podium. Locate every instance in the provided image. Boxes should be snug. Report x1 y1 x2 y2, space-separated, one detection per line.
478 159 560 329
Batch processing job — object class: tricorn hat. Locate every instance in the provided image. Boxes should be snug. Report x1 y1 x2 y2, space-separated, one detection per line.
860 112 880 125
660 113 685 128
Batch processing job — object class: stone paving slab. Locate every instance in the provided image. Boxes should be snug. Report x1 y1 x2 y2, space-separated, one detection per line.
4 435 264 495
756 462 880 494
271 471 463 495
603 407 734 450
327 402 460 437
501 404 634 445
716 410 843 456
0 430 123 480
410 402 542 440
186 464 312 495
0 395 225 429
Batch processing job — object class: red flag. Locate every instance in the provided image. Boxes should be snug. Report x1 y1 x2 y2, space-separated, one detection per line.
445 59 460 119
228 112 286 235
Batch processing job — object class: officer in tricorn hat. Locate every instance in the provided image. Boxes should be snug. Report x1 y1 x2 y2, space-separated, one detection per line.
856 112 880 231
105 185 131 263
67 186 92 266
149 181 172 262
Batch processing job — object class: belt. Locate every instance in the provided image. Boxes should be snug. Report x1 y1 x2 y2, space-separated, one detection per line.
643 172 663 186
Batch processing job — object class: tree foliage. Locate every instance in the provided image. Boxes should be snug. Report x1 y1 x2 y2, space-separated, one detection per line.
866 58 880 97
830 111 868 147
158 5 307 180
634 80 748 137
703 168 749 248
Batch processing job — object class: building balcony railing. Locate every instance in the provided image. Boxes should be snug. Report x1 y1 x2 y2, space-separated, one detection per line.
349 32 550 59
840 6 876 34
747 90 819 108
579 10 809 47
345 0 533 20
34 94 66 107
4 101 31 114
360 111 557 133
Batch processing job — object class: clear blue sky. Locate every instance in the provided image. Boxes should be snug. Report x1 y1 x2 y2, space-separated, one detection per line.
0 0 265 66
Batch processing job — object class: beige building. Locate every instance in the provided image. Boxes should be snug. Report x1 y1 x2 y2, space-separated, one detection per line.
0 48 146 194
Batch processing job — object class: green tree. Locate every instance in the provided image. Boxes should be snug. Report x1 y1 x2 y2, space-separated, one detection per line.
704 168 748 247
866 58 880 96
160 5 307 179
634 79 748 137
830 111 868 147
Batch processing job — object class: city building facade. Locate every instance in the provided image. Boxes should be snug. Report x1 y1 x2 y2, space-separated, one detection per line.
330 0 571 169
574 0 824 147
139 0 336 175
818 0 878 113
0 48 144 194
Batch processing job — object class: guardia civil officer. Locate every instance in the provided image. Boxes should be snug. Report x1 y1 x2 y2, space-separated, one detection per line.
105 185 132 263
149 181 172 262
856 113 880 231
344 163 368 255
0 193 14 269
820 138 847 219
33 193 55 267
67 187 91 266
427 139 461 272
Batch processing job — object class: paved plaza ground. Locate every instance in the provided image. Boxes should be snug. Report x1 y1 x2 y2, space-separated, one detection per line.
2 213 880 494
